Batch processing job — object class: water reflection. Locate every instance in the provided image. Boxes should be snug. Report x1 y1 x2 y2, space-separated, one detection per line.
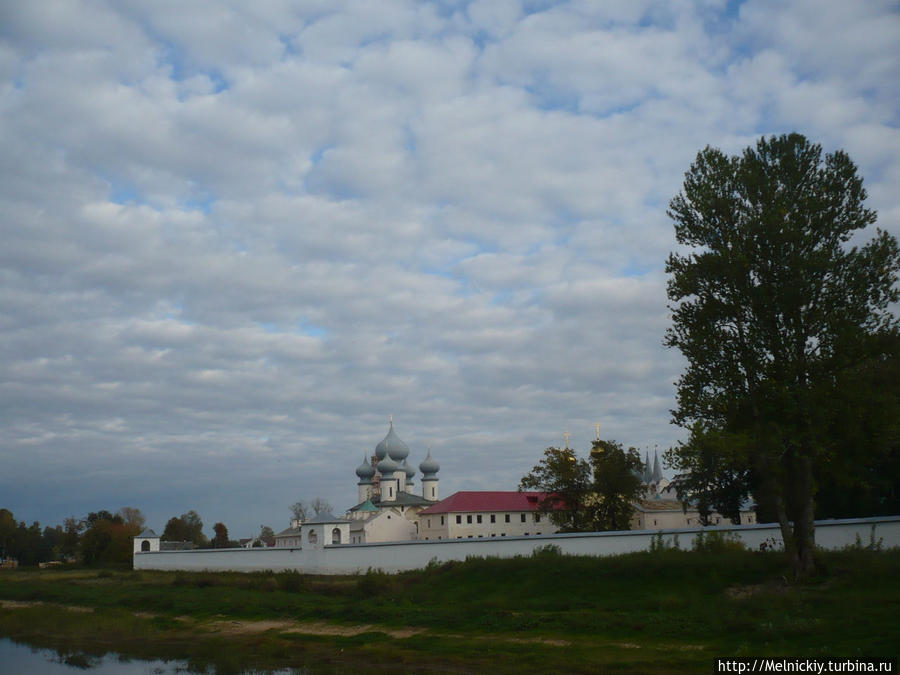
0 638 308 674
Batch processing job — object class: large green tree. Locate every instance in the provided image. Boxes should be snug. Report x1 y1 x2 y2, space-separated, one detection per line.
520 441 644 532
520 446 594 532
665 133 900 577
588 440 645 531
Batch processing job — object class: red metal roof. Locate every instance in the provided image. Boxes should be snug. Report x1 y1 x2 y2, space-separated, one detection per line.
418 491 560 515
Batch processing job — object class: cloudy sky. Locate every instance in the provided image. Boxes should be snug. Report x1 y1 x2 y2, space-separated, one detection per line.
2 1 898 539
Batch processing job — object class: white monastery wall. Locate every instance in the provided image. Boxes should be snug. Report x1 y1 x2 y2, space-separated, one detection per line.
359 510 417 544
134 516 900 575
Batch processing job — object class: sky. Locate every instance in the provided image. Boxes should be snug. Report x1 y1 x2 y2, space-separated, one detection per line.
1 0 899 540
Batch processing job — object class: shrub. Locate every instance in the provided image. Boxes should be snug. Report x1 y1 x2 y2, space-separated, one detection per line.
849 525 884 552
276 570 305 593
649 532 680 552
692 530 746 553
531 544 562 558
356 568 389 597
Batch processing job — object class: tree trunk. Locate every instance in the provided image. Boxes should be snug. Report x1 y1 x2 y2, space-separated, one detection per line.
773 492 799 574
779 450 817 580
793 454 817 578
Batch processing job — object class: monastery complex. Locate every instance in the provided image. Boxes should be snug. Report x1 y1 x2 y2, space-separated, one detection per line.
132 421 895 574
268 421 756 547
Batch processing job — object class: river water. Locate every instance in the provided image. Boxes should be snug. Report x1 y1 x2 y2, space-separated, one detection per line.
0 637 308 674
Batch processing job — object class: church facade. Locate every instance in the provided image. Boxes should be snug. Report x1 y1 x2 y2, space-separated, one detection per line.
275 420 441 546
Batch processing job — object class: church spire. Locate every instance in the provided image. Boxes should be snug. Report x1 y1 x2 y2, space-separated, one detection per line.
651 452 662 483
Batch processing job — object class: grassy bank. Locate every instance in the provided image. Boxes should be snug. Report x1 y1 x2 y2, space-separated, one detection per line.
0 548 898 673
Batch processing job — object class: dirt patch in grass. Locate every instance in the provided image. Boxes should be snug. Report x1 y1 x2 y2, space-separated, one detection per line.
0 599 93 613
725 580 788 600
207 618 425 639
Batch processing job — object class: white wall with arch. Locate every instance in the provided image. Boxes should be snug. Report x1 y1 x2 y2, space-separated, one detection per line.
133 516 900 575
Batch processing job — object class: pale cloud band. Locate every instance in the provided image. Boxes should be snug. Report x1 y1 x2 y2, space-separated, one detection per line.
1 1 897 536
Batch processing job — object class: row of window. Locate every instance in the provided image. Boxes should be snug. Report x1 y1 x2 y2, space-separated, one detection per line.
448 513 540 525
457 533 542 538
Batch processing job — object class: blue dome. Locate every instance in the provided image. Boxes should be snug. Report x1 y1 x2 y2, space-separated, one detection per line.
356 454 375 482
377 456 400 476
402 458 415 480
419 450 439 478
375 421 410 461
375 422 409 462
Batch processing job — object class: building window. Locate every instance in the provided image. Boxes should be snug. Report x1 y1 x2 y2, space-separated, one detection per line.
490 514 496 523
524 532 529 536
491 533 496 537
468 535 473 538
476 515 482 524
467 515 472 524
431 487 435 498
505 514 510 523
653 520 657 526
441 516 444 525
535 514 541 523
520 514 526 523
427 519 431 528
501 533 506 536
456 515 462 524
140 540 150 552
332 528 341 544
308 530 318 544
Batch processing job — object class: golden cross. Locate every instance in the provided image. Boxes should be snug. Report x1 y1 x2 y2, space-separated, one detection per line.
595 423 601 440
564 431 570 449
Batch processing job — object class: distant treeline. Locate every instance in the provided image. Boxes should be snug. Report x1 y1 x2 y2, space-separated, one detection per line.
0 507 238 567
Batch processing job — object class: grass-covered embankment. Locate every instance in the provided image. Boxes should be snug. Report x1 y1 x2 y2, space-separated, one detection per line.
0 547 898 673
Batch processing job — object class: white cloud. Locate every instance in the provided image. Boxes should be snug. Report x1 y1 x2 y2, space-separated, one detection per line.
1 0 897 537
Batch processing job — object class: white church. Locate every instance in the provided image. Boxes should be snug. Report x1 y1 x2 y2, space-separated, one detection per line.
272 420 443 546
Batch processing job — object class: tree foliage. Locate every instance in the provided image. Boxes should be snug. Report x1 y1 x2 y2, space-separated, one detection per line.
520 446 593 532
290 501 308 522
80 517 139 566
291 498 332 521
212 522 231 548
117 507 145 530
665 133 900 577
812 330 900 519
588 440 645 531
520 441 644 532
0 507 145 566
310 498 333 516
162 510 207 547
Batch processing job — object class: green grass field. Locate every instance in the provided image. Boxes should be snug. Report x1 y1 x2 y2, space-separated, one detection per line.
0 548 897 673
